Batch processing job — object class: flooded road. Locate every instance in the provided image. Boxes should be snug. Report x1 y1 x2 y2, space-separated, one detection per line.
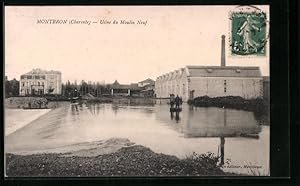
5 102 269 175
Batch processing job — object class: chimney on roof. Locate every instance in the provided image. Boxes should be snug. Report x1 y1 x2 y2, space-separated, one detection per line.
221 35 226 67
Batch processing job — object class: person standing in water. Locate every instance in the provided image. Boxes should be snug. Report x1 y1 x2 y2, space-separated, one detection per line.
175 95 180 109
170 94 175 109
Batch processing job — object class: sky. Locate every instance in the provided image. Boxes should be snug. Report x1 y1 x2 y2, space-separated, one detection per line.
5 5 269 84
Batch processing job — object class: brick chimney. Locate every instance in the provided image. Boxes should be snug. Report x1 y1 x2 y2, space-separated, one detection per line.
221 35 226 67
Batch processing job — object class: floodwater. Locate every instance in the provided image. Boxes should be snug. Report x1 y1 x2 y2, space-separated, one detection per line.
5 102 269 175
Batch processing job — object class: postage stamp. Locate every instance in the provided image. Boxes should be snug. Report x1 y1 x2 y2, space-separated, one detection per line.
230 6 268 56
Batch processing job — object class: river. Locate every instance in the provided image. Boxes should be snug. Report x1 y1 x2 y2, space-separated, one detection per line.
5 102 269 175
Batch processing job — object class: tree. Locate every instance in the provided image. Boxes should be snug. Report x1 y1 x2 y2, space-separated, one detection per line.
5 78 19 97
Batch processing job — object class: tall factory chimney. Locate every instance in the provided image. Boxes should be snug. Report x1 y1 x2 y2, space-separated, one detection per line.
221 35 226 67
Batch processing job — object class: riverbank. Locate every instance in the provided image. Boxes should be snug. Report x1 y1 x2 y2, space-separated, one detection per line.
5 96 159 106
5 97 67 109
6 138 232 177
189 96 270 125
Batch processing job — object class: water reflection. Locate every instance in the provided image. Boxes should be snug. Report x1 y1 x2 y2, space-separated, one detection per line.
175 112 180 123
89 103 155 116
87 103 102 115
81 103 261 139
161 104 260 166
6 102 269 175
80 103 261 167
157 104 261 138
79 103 261 140
111 104 119 115
170 111 181 123
220 137 225 166
71 104 79 113
170 111 174 120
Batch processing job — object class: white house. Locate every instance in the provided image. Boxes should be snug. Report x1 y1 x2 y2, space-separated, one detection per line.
19 68 62 95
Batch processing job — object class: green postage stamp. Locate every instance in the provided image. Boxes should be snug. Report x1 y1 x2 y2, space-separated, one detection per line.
230 6 268 56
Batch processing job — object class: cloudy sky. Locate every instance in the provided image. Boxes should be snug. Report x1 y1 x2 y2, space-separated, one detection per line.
5 5 269 84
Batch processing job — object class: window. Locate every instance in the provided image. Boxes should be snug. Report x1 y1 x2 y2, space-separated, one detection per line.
38 82 40 86
22 83 25 87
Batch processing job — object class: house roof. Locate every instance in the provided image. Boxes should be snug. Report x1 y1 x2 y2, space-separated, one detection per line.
185 66 262 77
138 78 155 84
112 80 120 86
24 68 61 75
110 81 143 90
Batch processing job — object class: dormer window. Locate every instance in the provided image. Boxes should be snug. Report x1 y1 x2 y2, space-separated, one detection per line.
236 69 241 73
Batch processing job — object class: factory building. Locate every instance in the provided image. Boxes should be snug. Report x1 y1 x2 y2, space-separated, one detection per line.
19 68 62 95
155 35 263 102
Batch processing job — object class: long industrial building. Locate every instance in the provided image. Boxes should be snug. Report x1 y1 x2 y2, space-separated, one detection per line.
155 35 263 102
19 68 62 95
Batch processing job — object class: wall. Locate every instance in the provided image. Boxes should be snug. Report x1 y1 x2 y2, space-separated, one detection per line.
181 70 189 101
188 77 263 101
155 69 263 102
155 69 188 100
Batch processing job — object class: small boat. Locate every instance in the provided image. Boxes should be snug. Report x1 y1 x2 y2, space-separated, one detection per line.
170 107 182 112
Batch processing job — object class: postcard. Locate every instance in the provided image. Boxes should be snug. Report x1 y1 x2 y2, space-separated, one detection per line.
5 5 270 177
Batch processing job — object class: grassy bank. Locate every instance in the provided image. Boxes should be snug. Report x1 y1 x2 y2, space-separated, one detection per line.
6 145 232 177
189 96 270 125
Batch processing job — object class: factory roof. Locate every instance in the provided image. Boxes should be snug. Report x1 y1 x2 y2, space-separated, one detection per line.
156 66 262 80
185 66 262 77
